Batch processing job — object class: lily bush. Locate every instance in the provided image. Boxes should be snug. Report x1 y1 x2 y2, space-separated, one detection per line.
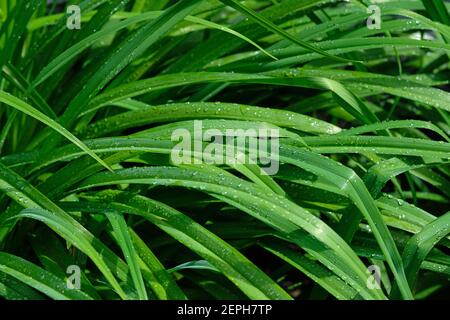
0 0 449 300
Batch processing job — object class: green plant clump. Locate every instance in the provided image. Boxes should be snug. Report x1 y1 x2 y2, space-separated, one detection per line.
0 0 449 300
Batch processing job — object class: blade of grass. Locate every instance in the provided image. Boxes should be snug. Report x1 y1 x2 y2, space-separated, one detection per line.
105 210 148 300
0 91 112 171
0 252 93 300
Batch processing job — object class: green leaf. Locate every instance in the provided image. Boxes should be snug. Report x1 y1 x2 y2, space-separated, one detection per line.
60 194 293 300
219 0 355 63
0 91 112 171
105 211 148 300
0 252 93 300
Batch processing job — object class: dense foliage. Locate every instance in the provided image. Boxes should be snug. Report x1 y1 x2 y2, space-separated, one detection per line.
0 0 449 300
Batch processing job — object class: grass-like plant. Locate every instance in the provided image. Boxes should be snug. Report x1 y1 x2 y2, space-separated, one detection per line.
0 0 449 300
